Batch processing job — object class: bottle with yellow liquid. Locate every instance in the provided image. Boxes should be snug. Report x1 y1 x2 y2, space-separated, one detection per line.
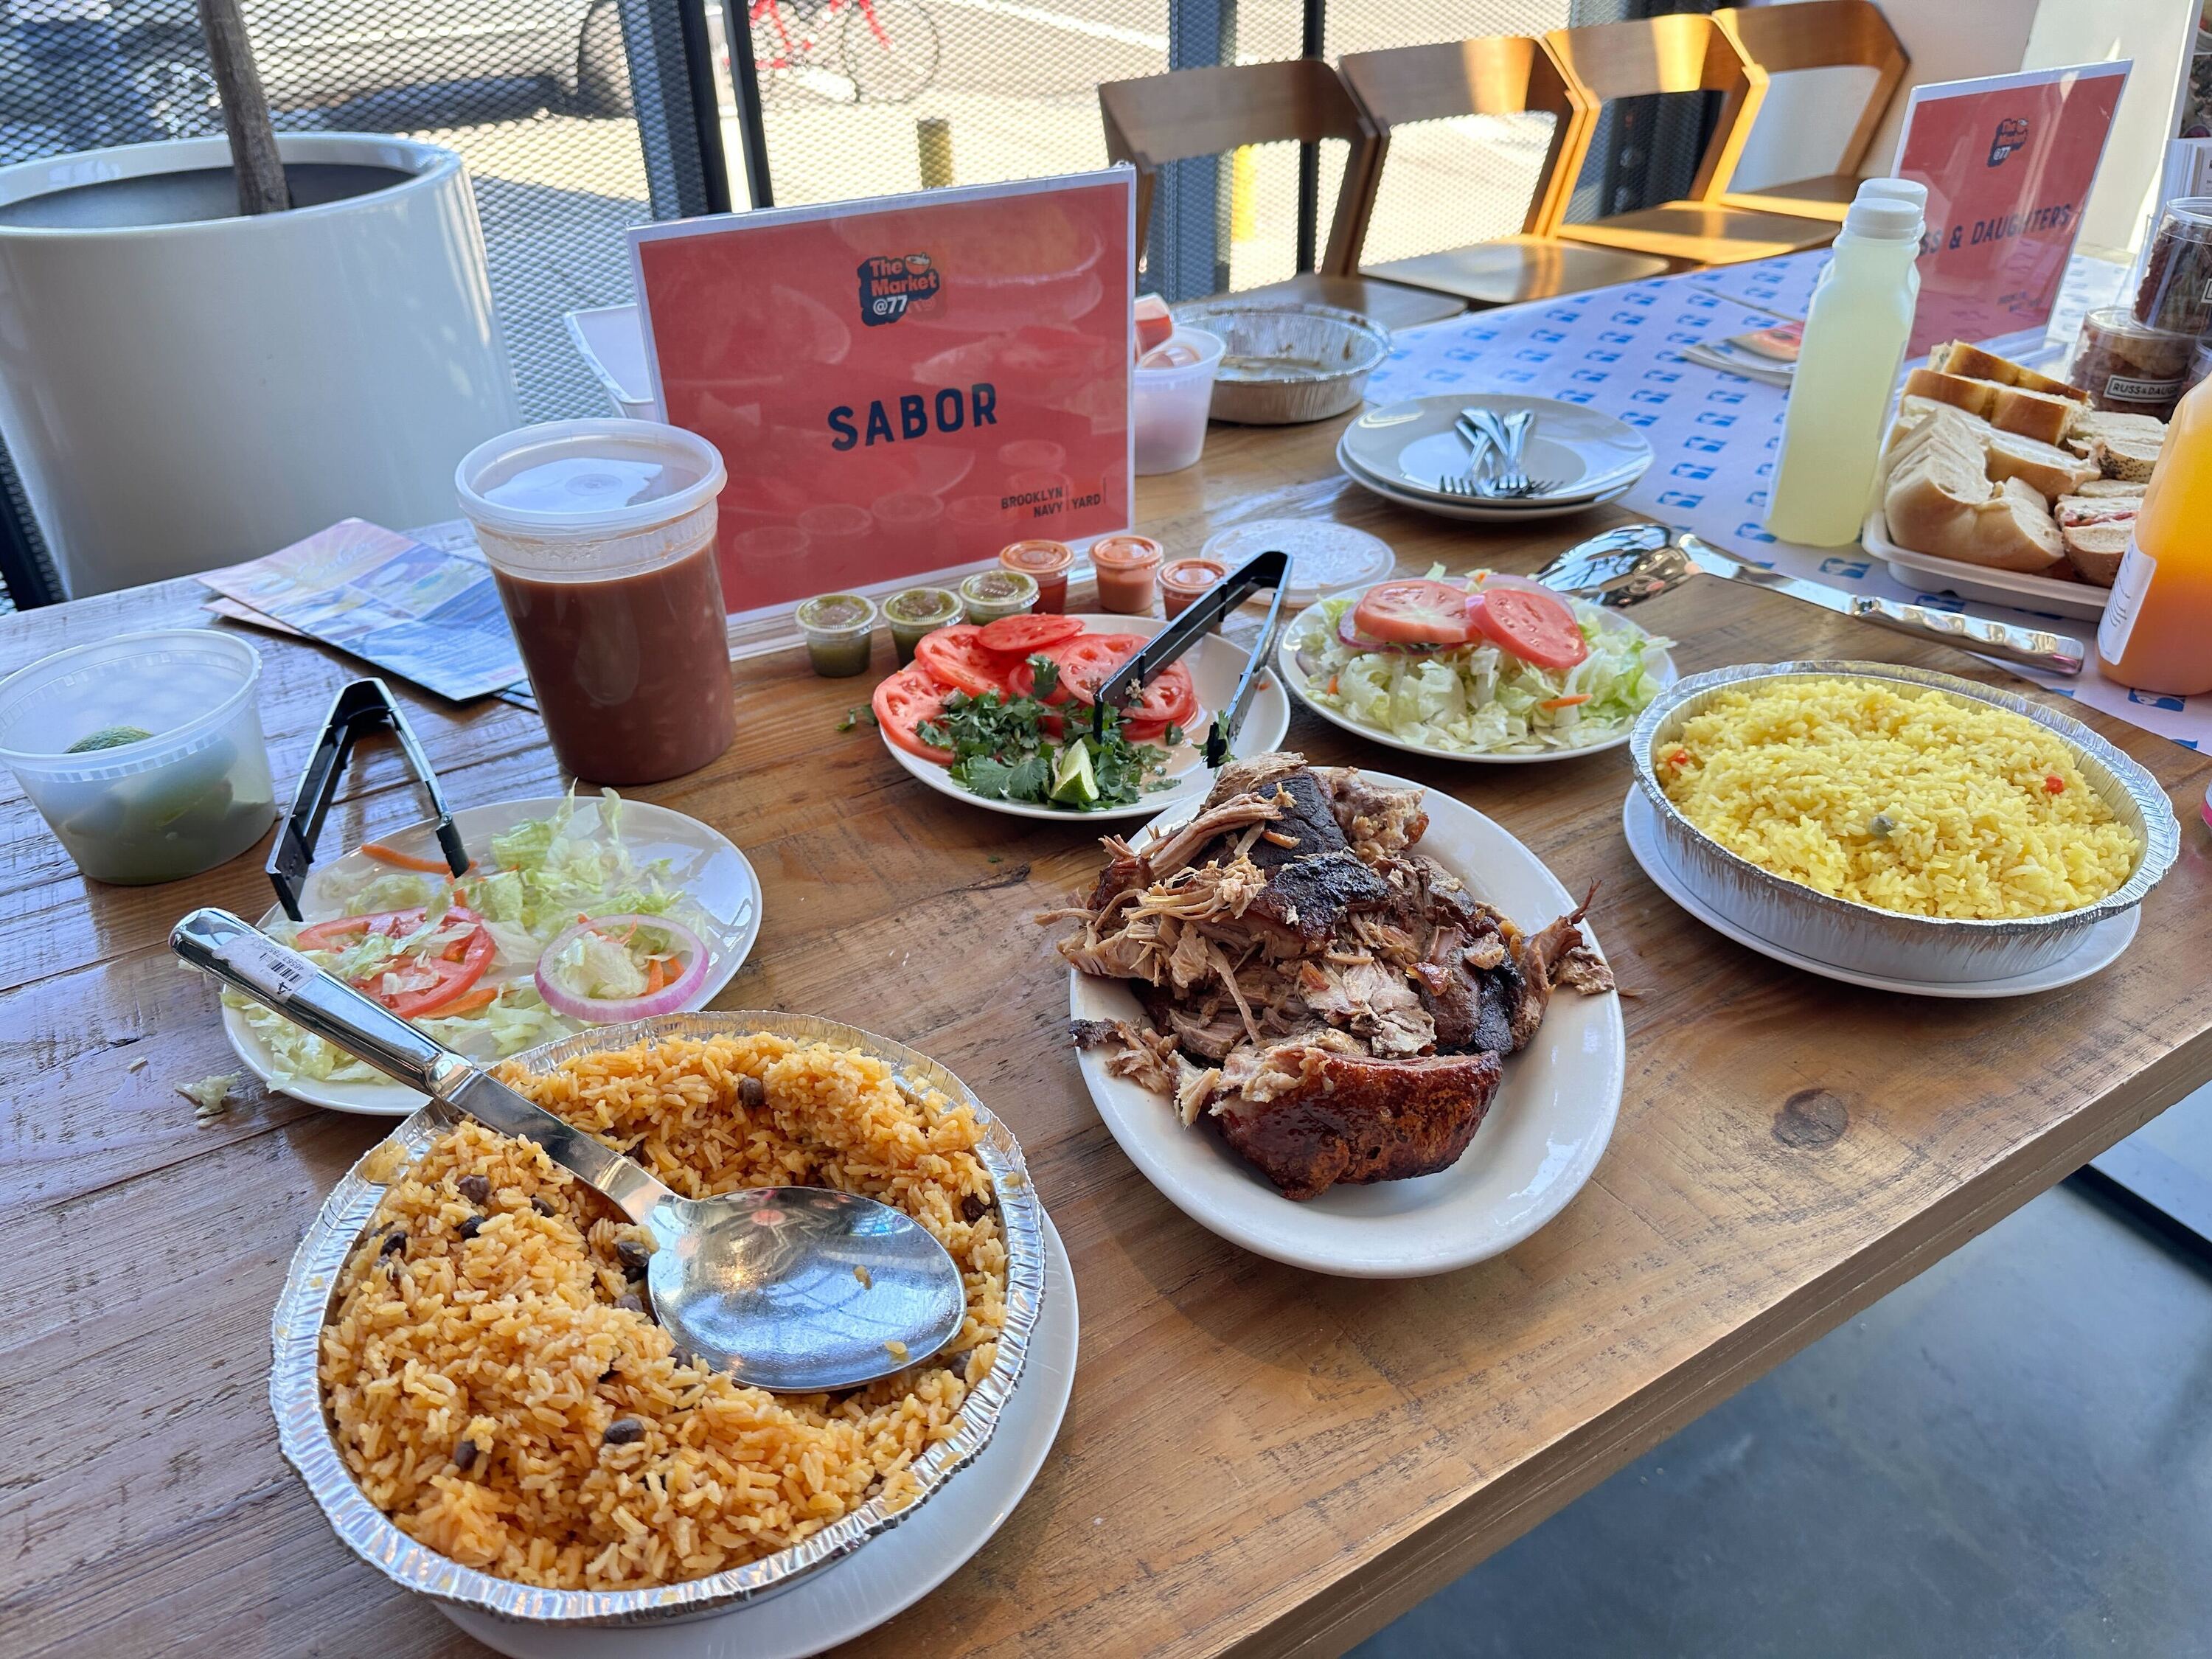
1765 179 1927 546
2097 375 2212 695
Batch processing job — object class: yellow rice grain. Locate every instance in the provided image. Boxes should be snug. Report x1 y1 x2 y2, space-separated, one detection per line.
1658 678 2140 920
319 1034 1007 1590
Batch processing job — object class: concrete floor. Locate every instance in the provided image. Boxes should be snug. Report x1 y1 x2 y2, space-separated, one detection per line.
1357 1091 2212 1659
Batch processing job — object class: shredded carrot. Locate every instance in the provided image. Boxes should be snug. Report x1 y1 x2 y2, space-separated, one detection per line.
434 985 500 1018
644 958 666 995
362 841 469 874
1539 694 1591 711
1327 675 1340 696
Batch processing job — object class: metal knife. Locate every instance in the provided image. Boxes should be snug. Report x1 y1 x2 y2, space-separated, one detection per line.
1678 532 2086 676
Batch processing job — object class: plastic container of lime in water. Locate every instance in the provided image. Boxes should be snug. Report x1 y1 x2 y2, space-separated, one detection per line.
0 629 276 884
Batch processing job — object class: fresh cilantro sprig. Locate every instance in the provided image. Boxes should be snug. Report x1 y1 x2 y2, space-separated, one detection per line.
917 655 1175 810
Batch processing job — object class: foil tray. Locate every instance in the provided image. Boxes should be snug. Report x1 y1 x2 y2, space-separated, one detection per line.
1629 661 2180 983
1174 299 1390 425
269 1011 1048 1629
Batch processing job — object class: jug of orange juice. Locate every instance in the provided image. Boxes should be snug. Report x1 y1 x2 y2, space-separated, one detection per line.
2097 377 2212 695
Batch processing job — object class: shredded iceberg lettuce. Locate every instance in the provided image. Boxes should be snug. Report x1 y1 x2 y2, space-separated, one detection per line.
1295 579 1672 755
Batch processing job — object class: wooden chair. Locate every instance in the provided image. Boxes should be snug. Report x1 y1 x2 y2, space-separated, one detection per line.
1339 36 1670 307
1544 13 1839 268
1711 1 1909 223
1098 59 1469 333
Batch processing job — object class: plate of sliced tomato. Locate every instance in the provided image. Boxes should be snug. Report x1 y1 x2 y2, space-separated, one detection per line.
220 795 760 1116
874 612 1291 820
1276 573 1677 765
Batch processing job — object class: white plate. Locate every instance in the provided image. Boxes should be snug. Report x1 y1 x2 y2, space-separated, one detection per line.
1068 781 1624 1276
439 1211 1079 1659
1342 393 1654 502
1274 583 1677 765
881 612 1292 821
1862 504 2110 621
1339 432 1637 523
225 796 762 1116
1621 790 2138 998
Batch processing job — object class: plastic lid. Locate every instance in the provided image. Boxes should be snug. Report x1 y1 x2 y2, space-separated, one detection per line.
1843 187 1923 241
1857 177 1927 206
2082 305 2196 343
0 627 261 773
455 418 726 540
1200 518 1396 608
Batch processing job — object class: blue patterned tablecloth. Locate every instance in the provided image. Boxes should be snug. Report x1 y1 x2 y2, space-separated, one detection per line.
1361 253 2207 749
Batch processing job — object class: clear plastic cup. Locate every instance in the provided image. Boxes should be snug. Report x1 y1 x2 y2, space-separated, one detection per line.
1134 327 1225 475
456 419 734 785
0 628 275 884
794 591 879 678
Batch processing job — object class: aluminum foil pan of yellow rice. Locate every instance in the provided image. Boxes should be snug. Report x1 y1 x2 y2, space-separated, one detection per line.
270 1012 1047 1627
1630 662 2180 982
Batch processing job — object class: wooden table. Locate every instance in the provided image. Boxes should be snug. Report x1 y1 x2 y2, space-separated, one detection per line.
6 414 2209 1659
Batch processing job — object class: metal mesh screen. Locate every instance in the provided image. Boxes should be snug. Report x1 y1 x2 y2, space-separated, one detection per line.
2 0 713 424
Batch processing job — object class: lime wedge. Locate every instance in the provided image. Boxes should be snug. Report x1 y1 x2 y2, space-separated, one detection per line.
1050 741 1099 807
67 725 155 754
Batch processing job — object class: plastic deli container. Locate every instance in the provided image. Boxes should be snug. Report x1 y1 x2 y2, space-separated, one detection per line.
998 540 1074 613
456 419 734 785
1159 557 1228 621
883 586 961 664
0 628 276 884
1134 327 1226 475
1091 534 1164 614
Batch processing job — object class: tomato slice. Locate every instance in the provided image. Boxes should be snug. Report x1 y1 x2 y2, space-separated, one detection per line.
383 922 495 1018
975 613 1085 653
1354 579 1474 645
1124 703 1203 745
1043 633 1149 703
913 625 1015 697
295 906 427 950
1468 587 1588 669
873 664 954 763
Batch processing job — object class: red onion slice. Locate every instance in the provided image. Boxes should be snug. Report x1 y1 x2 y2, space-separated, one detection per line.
535 913 709 1024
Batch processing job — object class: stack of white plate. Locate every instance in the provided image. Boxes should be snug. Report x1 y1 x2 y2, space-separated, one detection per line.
1338 394 1654 523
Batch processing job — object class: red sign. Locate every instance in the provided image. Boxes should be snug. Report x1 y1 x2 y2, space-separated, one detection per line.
630 171 1135 616
1891 62 2129 355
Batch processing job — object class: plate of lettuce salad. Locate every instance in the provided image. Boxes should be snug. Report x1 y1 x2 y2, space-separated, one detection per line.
1279 568 1676 762
220 790 759 1116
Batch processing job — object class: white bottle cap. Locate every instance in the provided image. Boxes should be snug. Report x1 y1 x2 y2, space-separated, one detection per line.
1843 178 1924 241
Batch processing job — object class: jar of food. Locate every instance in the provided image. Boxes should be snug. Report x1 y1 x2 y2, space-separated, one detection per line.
957 567 1037 624
456 418 734 785
2134 198 2212 334
998 540 1074 612
883 586 961 664
0 628 276 884
2067 307 2196 419
1159 557 1228 621
1091 534 1163 614
794 592 878 677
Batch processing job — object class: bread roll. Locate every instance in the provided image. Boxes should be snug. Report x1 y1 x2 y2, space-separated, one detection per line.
1900 369 2078 445
1883 429 2067 574
1926 340 2087 403
1885 397 2094 500
2054 490 2140 587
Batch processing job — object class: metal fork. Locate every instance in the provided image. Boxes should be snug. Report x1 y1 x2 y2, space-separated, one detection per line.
1454 412 1562 499
1433 419 1495 497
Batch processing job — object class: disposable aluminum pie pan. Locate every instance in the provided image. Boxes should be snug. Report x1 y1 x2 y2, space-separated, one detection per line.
1174 299 1390 425
269 1011 1048 1629
1630 661 2180 984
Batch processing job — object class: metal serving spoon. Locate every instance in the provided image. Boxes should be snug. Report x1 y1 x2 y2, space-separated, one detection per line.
172 908 967 1392
1534 522 2087 676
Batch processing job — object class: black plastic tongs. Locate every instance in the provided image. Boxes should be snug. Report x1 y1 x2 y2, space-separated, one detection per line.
267 677 469 921
1091 548 1291 766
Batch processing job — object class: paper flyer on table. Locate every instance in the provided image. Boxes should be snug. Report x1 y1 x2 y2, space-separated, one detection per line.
199 518 526 703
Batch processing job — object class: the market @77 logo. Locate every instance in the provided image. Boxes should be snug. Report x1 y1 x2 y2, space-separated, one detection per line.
1988 115 2031 166
857 253 942 326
